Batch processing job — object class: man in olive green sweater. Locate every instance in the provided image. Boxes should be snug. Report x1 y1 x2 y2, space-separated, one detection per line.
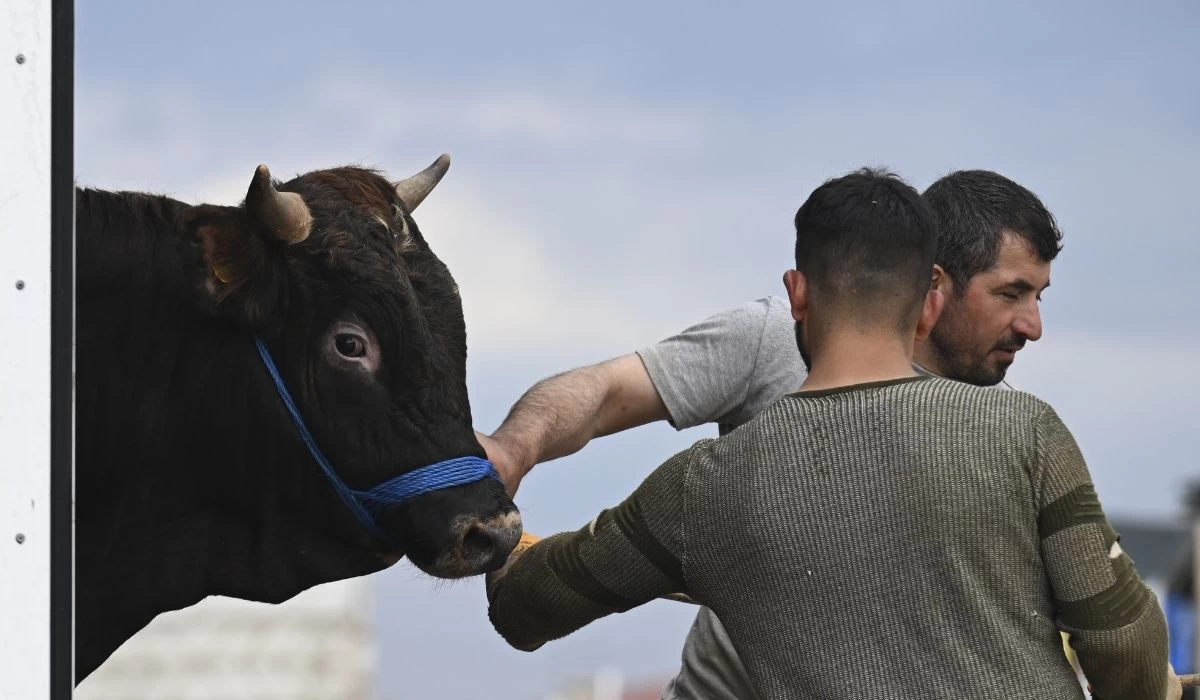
485 167 1174 699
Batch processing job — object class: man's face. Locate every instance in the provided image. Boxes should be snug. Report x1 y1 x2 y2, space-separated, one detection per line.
927 233 1051 386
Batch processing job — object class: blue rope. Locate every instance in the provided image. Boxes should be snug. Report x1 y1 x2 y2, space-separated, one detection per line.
253 336 500 542
354 456 499 514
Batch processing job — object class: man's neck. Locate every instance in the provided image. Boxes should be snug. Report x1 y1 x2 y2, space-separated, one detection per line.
912 340 946 377
800 331 920 392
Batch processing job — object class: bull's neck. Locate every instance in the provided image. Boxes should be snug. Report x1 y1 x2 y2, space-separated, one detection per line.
73 320 287 679
73 188 382 681
75 319 383 680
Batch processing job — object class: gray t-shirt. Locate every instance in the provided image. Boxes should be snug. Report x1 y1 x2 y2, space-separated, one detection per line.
637 296 803 700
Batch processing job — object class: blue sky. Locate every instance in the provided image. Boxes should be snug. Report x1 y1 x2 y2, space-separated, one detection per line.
76 1 1199 697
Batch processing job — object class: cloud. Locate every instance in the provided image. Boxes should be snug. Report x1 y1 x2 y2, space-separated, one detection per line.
418 182 682 356
310 76 708 152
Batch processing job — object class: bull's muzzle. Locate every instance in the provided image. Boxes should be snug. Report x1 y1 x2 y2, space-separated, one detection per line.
450 510 522 575
408 508 523 579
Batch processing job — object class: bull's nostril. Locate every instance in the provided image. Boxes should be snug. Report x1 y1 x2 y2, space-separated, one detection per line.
461 525 494 559
454 516 521 574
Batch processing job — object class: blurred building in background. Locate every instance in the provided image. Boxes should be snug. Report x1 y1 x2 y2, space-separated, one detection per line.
541 668 667 700
74 578 375 700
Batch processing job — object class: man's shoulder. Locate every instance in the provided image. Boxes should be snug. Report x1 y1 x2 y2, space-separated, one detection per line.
713 294 791 317
927 376 1048 404
741 376 1054 432
905 378 1059 436
634 296 804 432
644 296 788 342
760 294 792 315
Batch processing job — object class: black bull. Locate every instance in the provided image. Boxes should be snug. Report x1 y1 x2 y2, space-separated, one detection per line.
74 155 521 682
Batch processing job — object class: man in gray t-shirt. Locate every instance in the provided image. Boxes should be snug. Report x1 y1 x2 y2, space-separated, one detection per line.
479 170 1064 698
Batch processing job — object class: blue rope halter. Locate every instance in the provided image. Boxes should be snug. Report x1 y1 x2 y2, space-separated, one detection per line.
253 336 501 542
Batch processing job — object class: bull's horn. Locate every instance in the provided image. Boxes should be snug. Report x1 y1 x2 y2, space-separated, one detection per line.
394 154 450 212
246 164 312 244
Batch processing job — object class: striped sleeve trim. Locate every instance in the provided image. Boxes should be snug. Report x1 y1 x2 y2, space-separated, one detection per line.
545 524 639 612
1056 555 1150 631
605 497 686 590
1039 482 1109 539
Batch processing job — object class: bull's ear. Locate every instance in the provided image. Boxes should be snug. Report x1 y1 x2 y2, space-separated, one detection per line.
182 203 289 330
182 165 311 329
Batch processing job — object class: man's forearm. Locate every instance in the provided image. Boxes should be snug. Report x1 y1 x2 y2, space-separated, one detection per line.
490 354 668 475
491 366 608 473
487 446 693 652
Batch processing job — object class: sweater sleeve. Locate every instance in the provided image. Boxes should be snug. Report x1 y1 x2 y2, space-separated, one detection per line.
1033 404 1170 699
486 442 699 652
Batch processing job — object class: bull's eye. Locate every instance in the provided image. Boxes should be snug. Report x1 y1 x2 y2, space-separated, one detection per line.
334 334 367 358
323 320 379 374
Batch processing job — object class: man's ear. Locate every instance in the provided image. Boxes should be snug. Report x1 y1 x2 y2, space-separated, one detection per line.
182 164 312 330
915 284 945 342
930 264 953 296
782 269 809 322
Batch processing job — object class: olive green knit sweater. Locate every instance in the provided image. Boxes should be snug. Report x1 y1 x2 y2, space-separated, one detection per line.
488 376 1169 699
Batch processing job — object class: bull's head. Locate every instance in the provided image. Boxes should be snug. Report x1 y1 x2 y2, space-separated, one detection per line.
180 155 520 579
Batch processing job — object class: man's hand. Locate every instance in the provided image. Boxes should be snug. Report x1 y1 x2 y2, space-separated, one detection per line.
485 531 541 602
1165 663 1182 700
476 430 527 498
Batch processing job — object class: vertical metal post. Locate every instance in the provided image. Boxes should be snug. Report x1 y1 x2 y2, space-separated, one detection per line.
50 0 76 694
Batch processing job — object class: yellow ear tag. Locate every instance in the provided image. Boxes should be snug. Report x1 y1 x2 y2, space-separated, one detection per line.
211 265 232 284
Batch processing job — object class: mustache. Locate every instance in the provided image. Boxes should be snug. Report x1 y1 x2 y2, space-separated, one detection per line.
994 335 1028 352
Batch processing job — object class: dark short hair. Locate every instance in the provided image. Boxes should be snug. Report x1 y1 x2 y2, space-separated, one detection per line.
793 167 938 329
923 170 1063 293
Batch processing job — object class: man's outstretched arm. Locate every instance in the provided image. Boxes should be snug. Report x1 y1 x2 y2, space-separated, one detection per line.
480 298 786 495
479 353 669 494
485 443 698 651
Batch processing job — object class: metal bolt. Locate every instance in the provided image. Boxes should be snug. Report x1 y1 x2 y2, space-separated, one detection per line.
15 54 25 65
15 280 25 290
15 533 25 544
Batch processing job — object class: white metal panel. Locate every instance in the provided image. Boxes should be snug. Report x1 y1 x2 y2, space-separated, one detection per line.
0 0 54 697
